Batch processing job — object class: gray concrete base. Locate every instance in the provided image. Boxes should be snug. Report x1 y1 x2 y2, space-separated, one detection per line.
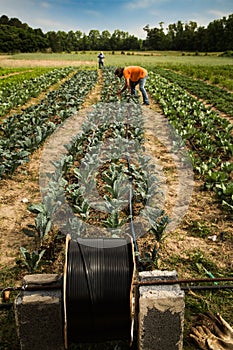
14 271 184 350
137 270 185 350
14 274 64 350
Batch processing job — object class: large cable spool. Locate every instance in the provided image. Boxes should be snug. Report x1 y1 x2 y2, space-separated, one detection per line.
63 234 135 348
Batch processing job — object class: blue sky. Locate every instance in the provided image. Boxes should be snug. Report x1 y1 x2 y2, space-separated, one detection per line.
0 0 232 38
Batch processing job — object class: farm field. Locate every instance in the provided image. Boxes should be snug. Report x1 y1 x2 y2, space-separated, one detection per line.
0 52 233 350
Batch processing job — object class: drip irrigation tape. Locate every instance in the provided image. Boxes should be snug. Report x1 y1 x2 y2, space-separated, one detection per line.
1 278 232 312
134 277 233 286
63 235 135 348
125 106 139 254
182 285 233 291
0 303 14 310
1 277 232 295
128 168 138 253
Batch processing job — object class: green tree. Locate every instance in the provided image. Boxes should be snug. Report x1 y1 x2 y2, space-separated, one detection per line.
66 30 77 52
224 14 233 50
109 29 127 50
100 30 111 50
88 29 101 50
46 31 60 52
1 13 233 53
125 34 141 50
206 19 225 51
56 31 68 52
143 23 167 50
80 33 90 50
0 15 9 25
194 26 208 51
8 17 28 29
74 30 83 51
183 21 198 50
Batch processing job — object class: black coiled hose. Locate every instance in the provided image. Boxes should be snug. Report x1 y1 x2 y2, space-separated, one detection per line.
64 235 135 347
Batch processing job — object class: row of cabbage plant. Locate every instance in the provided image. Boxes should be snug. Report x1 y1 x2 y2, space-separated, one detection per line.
148 71 233 210
0 67 76 117
0 69 98 178
152 67 233 117
42 70 170 268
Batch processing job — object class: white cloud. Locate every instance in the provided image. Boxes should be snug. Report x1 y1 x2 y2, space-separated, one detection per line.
35 18 62 27
40 2 52 9
83 9 102 17
207 9 231 18
0 0 32 15
125 0 169 10
188 9 233 28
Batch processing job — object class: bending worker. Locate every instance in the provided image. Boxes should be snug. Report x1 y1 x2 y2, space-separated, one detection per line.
114 66 150 105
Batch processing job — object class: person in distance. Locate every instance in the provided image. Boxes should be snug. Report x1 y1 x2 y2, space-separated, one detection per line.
97 51 105 69
114 66 150 105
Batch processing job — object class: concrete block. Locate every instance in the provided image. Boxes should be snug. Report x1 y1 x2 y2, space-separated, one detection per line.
137 270 185 350
14 274 64 350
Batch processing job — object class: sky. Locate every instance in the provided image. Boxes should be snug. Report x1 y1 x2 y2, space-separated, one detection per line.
0 0 233 39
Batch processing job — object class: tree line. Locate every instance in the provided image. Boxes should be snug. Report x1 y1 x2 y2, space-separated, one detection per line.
143 15 233 52
0 14 232 53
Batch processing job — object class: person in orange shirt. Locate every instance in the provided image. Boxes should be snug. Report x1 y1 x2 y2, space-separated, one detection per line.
114 66 150 105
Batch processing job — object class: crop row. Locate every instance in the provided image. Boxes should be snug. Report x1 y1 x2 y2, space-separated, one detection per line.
41 101 168 265
159 64 233 91
152 67 233 117
0 69 98 178
148 72 233 210
0 67 32 77
0 67 76 117
100 67 121 102
100 66 140 104
36 69 169 267
23 98 169 270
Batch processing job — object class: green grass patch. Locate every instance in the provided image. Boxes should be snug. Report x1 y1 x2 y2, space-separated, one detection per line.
186 220 213 238
4 51 233 67
0 67 55 86
0 67 33 76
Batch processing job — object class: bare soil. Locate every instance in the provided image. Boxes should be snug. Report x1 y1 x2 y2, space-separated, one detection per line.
0 67 232 279
0 149 42 268
140 100 233 276
0 57 94 68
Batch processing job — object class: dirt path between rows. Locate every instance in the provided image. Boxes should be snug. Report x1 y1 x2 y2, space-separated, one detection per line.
0 70 102 273
141 100 233 276
0 70 33 79
0 69 232 285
